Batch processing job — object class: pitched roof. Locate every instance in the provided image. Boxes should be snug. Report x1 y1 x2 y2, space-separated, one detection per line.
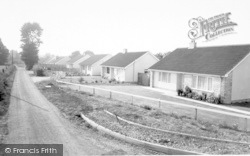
45 57 56 64
49 57 64 64
67 55 84 64
149 44 250 76
101 52 147 67
80 54 108 66
55 56 70 65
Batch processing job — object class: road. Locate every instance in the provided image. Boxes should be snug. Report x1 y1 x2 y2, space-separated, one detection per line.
6 67 152 155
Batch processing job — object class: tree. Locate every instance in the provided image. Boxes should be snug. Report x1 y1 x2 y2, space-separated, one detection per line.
9 50 22 64
83 50 94 56
20 22 43 70
0 39 9 65
155 51 171 60
70 51 81 58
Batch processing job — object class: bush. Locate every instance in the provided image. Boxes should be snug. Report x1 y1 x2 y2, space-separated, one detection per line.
177 89 183 96
201 92 207 101
36 69 45 76
78 77 84 83
206 93 221 104
142 105 152 110
185 86 192 94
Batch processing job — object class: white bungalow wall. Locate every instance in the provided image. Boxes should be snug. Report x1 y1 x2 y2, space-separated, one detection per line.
125 52 158 82
231 53 250 101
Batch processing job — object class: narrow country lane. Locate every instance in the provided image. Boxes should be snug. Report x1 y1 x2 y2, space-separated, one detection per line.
6 67 109 155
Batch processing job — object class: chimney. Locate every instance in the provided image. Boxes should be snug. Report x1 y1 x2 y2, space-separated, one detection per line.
124 49 128 53
188 40 197 49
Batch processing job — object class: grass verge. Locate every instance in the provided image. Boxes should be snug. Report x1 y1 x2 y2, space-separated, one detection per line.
0 65 16 143
37 80 250 154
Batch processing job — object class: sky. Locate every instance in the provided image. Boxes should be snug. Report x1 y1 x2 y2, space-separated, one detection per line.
0 0 250 57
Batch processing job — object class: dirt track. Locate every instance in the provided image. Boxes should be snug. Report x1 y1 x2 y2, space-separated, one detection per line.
6 67 155 155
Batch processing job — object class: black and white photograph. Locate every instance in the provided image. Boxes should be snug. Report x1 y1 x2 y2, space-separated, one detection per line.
0 0 250 155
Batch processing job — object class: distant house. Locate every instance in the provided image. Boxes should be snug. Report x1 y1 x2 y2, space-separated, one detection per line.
55 56 71 66
42 56 56 64
101 50 159 82
48 56 64 65
148 44 250 104
66 55 90 69
80 54 112 76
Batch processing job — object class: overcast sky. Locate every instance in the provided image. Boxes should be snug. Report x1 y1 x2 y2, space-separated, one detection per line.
0 0 249 56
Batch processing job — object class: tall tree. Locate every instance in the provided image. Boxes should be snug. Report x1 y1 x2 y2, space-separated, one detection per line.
70 51 81 58
155 51 171 60
20 22 43 70
0 39 9 65
83 50 94 56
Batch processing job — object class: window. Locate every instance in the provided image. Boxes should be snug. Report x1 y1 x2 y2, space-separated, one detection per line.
191 75 213 91
192 76 197 88
208 77 213 91
159 72 171 83
198 76 206 90
167 73 171 83
158 72 162 81
107 67 110 74
162 73 167 82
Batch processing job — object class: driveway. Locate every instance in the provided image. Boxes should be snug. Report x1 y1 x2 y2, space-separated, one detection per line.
6 67 156 155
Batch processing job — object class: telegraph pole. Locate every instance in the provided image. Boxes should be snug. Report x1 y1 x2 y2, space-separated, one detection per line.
12 50 13 65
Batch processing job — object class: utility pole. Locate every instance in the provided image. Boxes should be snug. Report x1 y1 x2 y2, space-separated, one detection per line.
12 50 13 65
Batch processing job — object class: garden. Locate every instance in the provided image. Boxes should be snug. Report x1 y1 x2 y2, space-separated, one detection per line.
177 86 222 104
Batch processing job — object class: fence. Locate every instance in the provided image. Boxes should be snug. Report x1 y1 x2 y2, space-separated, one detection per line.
56 80 250 131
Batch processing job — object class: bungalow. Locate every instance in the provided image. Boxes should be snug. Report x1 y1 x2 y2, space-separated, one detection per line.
79 54 112 76
48 56 64 65
55 56 70 66
66 55 90 69
101 50 159 82
148 44 250 104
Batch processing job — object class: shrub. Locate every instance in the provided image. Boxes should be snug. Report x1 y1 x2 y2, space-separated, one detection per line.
185 86 192 93
95 80 98 83
78 77 84 83
201 92 207 101
206 93 221 104
177 89 183 96
187 92 193 98
36 69 45 76
192 92 201 100
142 105 152 110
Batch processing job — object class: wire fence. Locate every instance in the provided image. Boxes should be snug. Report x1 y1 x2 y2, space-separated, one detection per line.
57 80 250 132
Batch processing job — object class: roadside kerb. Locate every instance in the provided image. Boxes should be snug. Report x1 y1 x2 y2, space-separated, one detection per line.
57 80 250 131
80 113 202 155
104 110 250 145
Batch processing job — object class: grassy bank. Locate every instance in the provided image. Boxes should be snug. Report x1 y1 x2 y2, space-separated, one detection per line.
0 65 16 143
37 80 250 154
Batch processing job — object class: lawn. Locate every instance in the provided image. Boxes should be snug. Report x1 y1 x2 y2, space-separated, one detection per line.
58 81 250 131
37 80 250 154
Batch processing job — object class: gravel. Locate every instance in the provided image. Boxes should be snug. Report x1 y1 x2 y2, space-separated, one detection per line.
87 110 250 154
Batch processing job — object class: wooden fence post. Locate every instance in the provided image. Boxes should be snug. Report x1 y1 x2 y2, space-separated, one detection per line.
131 96 134 105
110 91 112 99
195 108 198 120
158 99 161 108
245 118 248 131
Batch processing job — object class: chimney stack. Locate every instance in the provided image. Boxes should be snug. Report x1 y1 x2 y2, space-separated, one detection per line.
124 49 128 53
188 40 197 49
